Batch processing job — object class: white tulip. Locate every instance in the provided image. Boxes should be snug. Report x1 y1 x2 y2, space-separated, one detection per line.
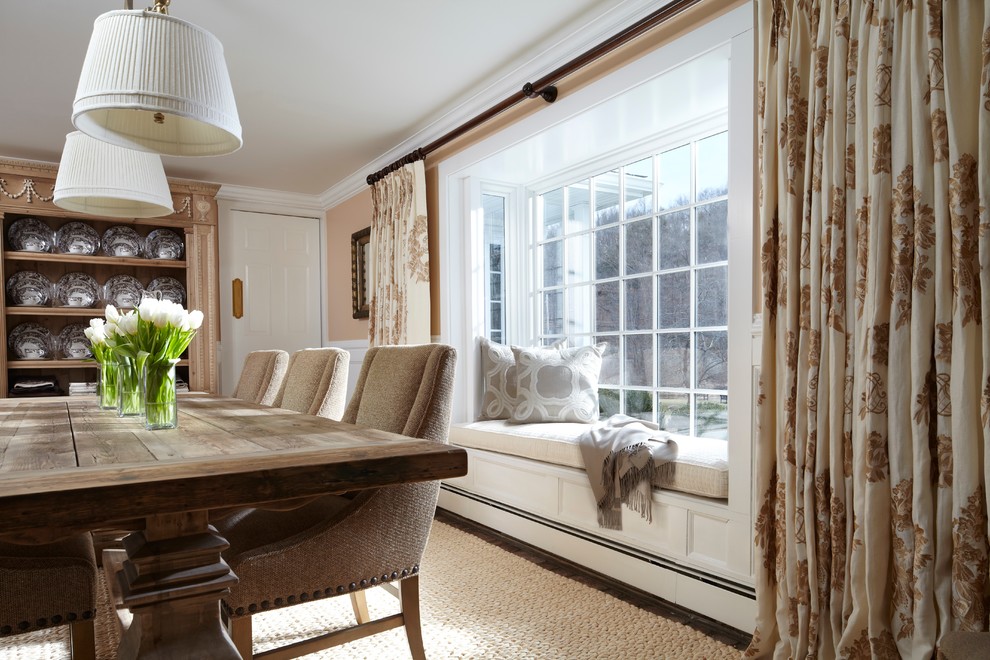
86 324 107 343
188 309 204 330
117 313 139 335
150 299 172 328
138 297 159 322
105 305 121 324
167 306 188 330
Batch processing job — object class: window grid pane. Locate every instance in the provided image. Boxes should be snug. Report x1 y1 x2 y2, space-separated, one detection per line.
536 131 728 437
482 193 506 341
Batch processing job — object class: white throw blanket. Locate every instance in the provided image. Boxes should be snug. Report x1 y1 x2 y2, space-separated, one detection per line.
579 414 678 530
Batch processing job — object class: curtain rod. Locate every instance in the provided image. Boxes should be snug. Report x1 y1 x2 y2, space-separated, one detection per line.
366 0 705 186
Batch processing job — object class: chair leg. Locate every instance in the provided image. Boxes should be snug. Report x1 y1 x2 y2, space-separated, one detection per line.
400 575 426 660
69 619 96 660
350 590 371 624
227 615 254 660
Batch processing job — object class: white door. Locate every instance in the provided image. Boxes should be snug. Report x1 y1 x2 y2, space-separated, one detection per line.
219 210 323 396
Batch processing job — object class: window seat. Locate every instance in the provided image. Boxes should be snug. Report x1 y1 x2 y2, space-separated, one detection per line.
452 419 729 499
440 418 755 631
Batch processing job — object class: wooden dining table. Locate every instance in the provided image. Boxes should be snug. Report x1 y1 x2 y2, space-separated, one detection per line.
0 395 468 659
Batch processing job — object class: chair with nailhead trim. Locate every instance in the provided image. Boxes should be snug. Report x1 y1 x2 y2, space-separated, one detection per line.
232 349 290 406
0 535 99 659
217 343 456 660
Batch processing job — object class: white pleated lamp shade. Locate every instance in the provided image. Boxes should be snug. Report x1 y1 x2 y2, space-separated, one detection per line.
54 132 174 218
72 9 242 157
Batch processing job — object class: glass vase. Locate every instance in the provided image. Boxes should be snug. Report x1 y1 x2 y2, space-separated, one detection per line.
142 360 179 430
97 362 119 410
117 357 143 418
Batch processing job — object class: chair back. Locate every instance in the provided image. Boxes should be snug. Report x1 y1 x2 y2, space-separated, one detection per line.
342 343 456 443
274 348 350 419
0 535 98 644
232 349 289 406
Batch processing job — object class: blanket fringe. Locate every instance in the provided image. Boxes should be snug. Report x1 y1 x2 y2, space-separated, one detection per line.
620 467 653 525
595 444 655 530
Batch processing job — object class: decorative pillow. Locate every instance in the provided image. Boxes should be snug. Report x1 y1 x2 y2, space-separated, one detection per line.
510 343 606 424
479 337 564 420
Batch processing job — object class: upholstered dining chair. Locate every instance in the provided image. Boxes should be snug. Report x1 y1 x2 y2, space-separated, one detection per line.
232 349 290 406
216 343 457 660
272 347 350 420
0 536 99 660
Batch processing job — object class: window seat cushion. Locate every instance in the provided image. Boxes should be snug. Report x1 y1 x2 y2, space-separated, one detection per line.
451 420 729 499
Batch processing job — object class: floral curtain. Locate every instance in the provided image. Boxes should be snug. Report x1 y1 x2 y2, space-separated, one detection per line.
749 2 990 658
368 160 431 346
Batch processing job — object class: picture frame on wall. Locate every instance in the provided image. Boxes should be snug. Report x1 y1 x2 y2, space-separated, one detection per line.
351 226 370 319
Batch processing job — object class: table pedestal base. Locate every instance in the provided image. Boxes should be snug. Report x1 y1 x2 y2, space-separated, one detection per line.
104 512 241 660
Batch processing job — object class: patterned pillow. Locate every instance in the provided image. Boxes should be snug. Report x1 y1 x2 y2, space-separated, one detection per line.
510 343 606 424
478 337 564 420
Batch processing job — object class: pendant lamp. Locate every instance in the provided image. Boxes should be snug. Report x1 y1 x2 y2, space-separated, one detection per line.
71 1 242 157
53 132 174 218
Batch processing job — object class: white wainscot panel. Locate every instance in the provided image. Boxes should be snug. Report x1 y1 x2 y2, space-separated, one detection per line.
445 471 474 489
557 476 597 525
687 510 730 568
621 499 686 558
472 458 558 516
558 476 687 558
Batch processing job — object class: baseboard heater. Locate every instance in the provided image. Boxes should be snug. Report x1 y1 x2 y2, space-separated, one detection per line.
439 483 756 601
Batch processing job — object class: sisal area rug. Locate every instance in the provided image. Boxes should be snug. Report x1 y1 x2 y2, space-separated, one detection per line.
0 522 737 659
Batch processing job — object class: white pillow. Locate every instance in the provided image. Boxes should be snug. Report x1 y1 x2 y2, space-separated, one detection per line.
510 343 605 424
478 337 564 420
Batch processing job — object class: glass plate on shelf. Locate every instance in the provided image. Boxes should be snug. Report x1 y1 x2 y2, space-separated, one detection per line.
8 322 54 360
146 276 186 305
144 228 184 260
101 225 143 258
5 270 52 306
103 274 144 309
58 323 92 359
54 272 99 308
7 217 53 252
55 222 101 255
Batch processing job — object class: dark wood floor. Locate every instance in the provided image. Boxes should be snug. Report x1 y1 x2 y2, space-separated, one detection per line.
435 508 752 652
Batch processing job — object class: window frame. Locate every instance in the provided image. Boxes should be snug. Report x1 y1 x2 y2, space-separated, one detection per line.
519 122 731 436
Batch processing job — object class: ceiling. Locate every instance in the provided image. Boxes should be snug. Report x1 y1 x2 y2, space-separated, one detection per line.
0 1 663 201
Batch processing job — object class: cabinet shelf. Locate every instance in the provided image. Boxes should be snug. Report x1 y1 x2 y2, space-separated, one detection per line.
4 252 186 269
8 359 190 370
7 306 110 317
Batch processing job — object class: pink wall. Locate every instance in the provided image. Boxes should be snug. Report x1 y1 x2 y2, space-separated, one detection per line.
325 189 373 341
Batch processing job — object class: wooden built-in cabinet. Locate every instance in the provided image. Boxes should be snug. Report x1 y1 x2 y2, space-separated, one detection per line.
0 158 220 397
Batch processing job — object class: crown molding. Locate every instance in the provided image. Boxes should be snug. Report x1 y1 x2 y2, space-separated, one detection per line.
217 184 324 217
318 0 662 210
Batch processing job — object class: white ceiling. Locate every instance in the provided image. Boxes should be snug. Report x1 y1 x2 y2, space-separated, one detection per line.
0 1 665 200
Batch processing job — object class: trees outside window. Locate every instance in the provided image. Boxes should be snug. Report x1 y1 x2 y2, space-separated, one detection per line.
532 131 729 439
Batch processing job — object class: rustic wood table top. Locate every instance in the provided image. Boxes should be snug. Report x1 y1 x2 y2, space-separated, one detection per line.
0 395 467 543
0 395 468 659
